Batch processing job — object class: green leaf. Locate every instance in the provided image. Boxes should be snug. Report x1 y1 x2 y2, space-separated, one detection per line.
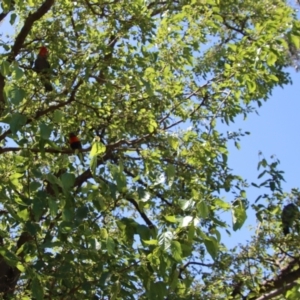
76 206 89 220
267 52 277 66
180 199 194 211
0 247 18 266
0 61 10 76
9 113 27 134
170 241 182 262
30 181 41 192
25 222 39 236
100 228 108 240
197 201 209 218
291 34 300 49
90 140 106 174
164 215 177 223
234 141 240 149
153 173 165 186
286 284 300 299
107 237 115 255
143 239 158 245
60 173 75 192
140 191 150 202
270 181 275 191
180 216 193 227
258 170 267 179
14 66 24 80
99 271 111 286
269 74 278 82
228 43 237 51
168 136 179 150
169 268 179 290
9 88 26 104
137 224 151 241
32 197 44 220
90 140 106 157
224 63 231 70
49 199 58 217
246 79 256 93
151 281 167 299
204 236 218 260
9 13 17 25
241 190 246 198
31 277 44 300
214 198 231 210
39 122 52 140
16 262 25 272
148 119 158 133
110 280 121 300
166 164 175 186
9 172 23 188
232 199 247 231
62 207 74 222
90 155 97 175
158 231 173 250
53 110 63 122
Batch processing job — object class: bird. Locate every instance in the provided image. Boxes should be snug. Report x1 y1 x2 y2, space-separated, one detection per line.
69 133 82 150
281 203 299 236
69 133 84 164
33 46 53 92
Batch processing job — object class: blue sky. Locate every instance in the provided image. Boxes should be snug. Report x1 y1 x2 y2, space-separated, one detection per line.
220 67 299 247
1 11 299 250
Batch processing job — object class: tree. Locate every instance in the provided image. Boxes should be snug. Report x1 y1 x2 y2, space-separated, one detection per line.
0 0 299 299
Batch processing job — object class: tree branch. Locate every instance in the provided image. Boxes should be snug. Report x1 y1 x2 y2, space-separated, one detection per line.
0 146 90 155
73 153 155 229
122 166 172 207
254 281 297 300
244 257 300 300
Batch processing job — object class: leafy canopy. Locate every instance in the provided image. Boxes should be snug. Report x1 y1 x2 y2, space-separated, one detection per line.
0 0 299 299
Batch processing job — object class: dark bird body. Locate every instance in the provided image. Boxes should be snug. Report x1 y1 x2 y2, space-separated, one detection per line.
69 133 82 150
33 46 53 92
281 203 299 235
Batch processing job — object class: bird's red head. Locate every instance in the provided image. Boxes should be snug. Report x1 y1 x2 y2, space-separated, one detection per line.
39 46 48 56
69 132 80 142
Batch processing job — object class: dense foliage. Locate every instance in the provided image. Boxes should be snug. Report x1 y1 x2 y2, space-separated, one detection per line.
0 0 300 299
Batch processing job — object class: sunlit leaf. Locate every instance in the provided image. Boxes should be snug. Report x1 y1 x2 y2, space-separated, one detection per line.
204 236 218 260
180 216 193 227
164 215 177 223
158 231 173 250
170 241 182 262
232 199 247 231
197 201 209 218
